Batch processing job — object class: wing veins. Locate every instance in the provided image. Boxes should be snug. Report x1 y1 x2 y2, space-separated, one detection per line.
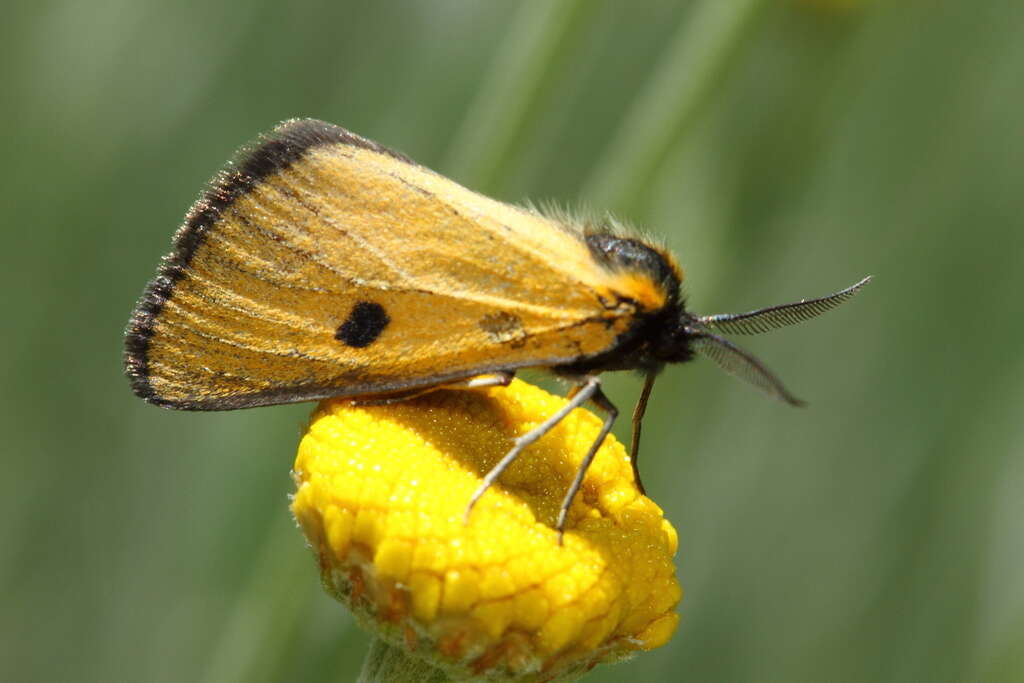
305 147 600 304
280 162 419 283
168 293 328 348
202 230 338 294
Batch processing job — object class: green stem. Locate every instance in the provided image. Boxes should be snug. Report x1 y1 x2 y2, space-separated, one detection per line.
199 512 321 683
582 0 771 214
357 637 452 683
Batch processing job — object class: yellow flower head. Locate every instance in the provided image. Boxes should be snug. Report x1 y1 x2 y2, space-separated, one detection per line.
291 378 680 680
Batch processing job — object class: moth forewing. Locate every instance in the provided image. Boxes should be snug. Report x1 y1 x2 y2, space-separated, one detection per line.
127 120 652 411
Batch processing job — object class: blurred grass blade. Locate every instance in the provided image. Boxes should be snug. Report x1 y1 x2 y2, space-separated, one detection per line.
443 0 594 191
583 0 770 213
199 513 318 683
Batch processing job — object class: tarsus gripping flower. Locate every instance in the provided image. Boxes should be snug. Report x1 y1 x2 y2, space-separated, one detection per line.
291 379 681 681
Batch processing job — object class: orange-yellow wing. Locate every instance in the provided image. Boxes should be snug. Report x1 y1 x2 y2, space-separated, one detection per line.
125 120 668 409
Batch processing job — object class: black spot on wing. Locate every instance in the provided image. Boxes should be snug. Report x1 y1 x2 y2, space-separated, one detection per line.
336 302 391 348
124 119 415 405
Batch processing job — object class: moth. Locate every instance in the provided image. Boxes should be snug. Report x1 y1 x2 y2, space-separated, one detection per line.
125 119 869 537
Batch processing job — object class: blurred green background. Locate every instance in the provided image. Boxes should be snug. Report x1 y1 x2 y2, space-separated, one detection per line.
4 0 1024 681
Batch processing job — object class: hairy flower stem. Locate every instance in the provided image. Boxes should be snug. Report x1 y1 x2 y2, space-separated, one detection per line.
358 637 451 683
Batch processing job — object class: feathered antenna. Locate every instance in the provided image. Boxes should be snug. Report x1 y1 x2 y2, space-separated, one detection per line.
688 276 871 403
687 330 805 405
698 276 871 336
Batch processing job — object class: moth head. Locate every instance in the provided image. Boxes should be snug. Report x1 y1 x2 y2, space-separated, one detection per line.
677 276 872 405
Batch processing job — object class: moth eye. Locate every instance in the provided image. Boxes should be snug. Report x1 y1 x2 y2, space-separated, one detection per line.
335 301 390 348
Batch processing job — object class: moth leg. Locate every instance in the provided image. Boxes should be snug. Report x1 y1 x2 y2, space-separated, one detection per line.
555 382 618 542
627 372 657 496
351 372 514 406
464 375 602 531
